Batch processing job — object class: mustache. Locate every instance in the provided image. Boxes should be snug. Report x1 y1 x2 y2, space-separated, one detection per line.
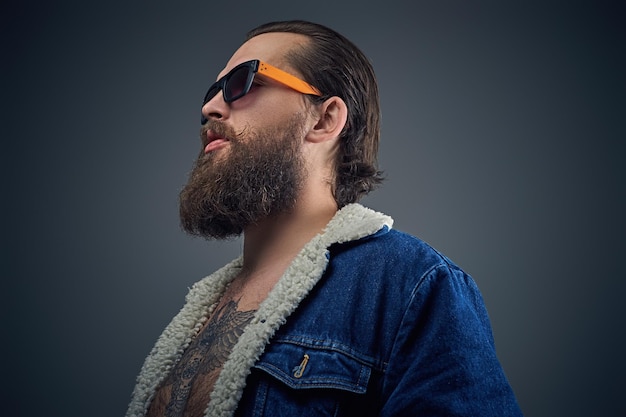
199 120 247 144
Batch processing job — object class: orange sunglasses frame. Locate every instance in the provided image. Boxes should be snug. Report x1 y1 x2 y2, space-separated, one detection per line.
256 60 322 97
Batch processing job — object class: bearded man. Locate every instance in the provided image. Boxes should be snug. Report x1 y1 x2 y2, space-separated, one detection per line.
126 20 523 417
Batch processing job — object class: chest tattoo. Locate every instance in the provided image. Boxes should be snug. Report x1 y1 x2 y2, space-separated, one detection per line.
160 299 256 417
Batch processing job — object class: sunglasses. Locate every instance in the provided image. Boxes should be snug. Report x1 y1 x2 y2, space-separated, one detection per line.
201 59 322 124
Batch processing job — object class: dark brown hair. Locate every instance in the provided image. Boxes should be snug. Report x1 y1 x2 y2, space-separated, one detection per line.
246 20 384 207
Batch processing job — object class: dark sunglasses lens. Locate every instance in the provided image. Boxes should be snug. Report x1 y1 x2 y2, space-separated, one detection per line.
225 65 252 101
201 62 254 124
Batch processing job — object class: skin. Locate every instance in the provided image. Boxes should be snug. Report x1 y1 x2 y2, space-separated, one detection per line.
201 32 348 309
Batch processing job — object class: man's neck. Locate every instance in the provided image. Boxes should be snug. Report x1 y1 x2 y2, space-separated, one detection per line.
240 196 337 280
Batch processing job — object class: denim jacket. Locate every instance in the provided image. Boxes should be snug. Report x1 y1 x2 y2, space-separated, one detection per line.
126 204 522 417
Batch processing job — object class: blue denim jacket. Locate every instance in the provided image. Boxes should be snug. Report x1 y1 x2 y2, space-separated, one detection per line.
126 204 522 417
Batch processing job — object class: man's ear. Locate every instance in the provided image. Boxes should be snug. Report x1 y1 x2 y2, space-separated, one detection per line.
306 96 348 143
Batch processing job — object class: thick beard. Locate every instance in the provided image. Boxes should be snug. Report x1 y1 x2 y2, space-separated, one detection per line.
179 114 306 240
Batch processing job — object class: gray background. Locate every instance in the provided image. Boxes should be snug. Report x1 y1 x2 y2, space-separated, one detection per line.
3 1 624 416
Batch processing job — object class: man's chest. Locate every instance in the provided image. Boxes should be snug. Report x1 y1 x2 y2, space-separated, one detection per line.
146 297 258 417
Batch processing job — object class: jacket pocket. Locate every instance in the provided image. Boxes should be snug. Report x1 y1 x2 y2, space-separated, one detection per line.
256 340 371 392
240 340 373 417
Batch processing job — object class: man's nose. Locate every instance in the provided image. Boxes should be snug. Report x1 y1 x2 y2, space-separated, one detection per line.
201 90 229 124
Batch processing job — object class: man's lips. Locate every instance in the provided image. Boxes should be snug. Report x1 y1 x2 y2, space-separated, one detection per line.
203 130 229 153
204 138 228 153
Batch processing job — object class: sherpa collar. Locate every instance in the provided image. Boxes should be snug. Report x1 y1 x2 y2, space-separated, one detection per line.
126 203 393 417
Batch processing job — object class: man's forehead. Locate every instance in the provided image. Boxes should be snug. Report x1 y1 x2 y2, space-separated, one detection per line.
217 32 309 78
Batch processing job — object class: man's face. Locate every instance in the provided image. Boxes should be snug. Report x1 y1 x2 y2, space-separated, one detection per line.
179 33 314 239
179 114 307 239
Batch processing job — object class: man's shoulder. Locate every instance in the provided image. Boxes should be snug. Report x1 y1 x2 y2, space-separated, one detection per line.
349 226 444 258
332 226 462 276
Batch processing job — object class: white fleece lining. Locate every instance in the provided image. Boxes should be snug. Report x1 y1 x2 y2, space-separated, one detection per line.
126 203 393 417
